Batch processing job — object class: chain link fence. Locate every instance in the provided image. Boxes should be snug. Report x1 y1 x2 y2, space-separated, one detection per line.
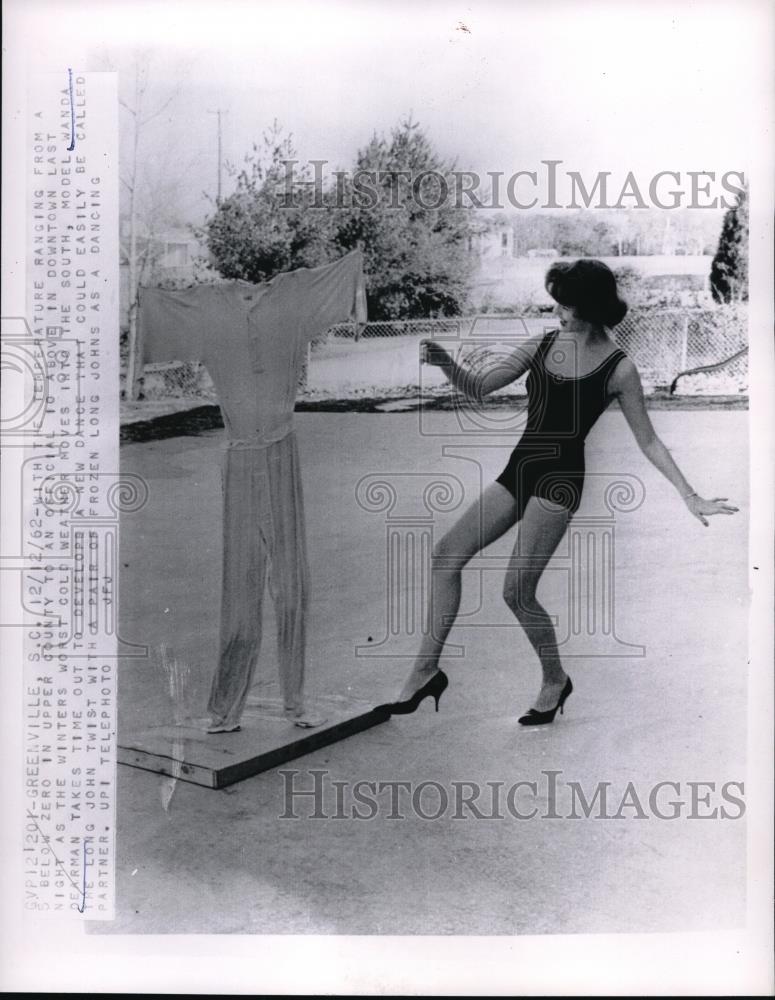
120 304 748 409
615 306 748 392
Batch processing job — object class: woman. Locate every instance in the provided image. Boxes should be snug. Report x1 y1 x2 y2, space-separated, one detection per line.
385 259 738 725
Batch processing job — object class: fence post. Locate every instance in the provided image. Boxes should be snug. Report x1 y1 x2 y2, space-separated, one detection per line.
680 313 689 372
302 341 311 392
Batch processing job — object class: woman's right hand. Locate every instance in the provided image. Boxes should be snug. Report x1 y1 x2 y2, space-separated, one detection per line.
421 340 452 367
683 493 739 527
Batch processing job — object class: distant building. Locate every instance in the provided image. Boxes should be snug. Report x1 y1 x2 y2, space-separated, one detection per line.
638 270 710 305
467 220 514 261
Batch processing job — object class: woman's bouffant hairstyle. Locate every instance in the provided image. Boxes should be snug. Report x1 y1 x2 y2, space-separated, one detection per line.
545 259 628 328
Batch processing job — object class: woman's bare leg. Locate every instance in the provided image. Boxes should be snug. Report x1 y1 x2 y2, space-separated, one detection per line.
398 483 519 700
502 495 571 712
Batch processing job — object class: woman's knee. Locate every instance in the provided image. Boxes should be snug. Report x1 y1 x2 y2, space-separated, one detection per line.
432 532 474 569
502 568 537 615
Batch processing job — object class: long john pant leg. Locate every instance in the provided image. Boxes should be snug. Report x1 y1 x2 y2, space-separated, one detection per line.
207 444 270 729
264 432 310 717
207 434 310 727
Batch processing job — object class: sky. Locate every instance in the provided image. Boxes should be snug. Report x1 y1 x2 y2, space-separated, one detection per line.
9 0 772 223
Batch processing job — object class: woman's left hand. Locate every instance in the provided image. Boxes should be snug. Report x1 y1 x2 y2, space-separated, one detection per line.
684 494 739 526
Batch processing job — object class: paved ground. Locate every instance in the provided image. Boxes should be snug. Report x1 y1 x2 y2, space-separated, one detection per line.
96 409 749 935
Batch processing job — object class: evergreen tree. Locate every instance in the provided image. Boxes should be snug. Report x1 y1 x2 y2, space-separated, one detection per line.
334 117 474 318
710 185 749 303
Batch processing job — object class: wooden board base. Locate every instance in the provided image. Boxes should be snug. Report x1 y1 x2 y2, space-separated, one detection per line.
118 696 390 789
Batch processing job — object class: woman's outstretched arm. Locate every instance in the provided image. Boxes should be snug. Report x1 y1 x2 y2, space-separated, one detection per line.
610 358 739 526
421 334 544 401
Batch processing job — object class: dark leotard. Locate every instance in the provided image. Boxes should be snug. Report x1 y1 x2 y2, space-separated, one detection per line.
495 328 627 517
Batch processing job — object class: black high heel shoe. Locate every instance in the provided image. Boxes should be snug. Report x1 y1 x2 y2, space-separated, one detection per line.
384 670 449 715
518 676 573 726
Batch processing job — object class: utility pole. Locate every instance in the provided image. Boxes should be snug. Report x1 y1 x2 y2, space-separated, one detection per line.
207 108 227 202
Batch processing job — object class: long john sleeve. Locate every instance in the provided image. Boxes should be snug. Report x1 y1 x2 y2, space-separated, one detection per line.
138 285 208 364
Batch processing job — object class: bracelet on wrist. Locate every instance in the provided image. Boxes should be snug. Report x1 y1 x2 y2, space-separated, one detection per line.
682 490 698 500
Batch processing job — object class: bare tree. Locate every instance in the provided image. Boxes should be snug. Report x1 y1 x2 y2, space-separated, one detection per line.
116 53 190 398
91 47 195 398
